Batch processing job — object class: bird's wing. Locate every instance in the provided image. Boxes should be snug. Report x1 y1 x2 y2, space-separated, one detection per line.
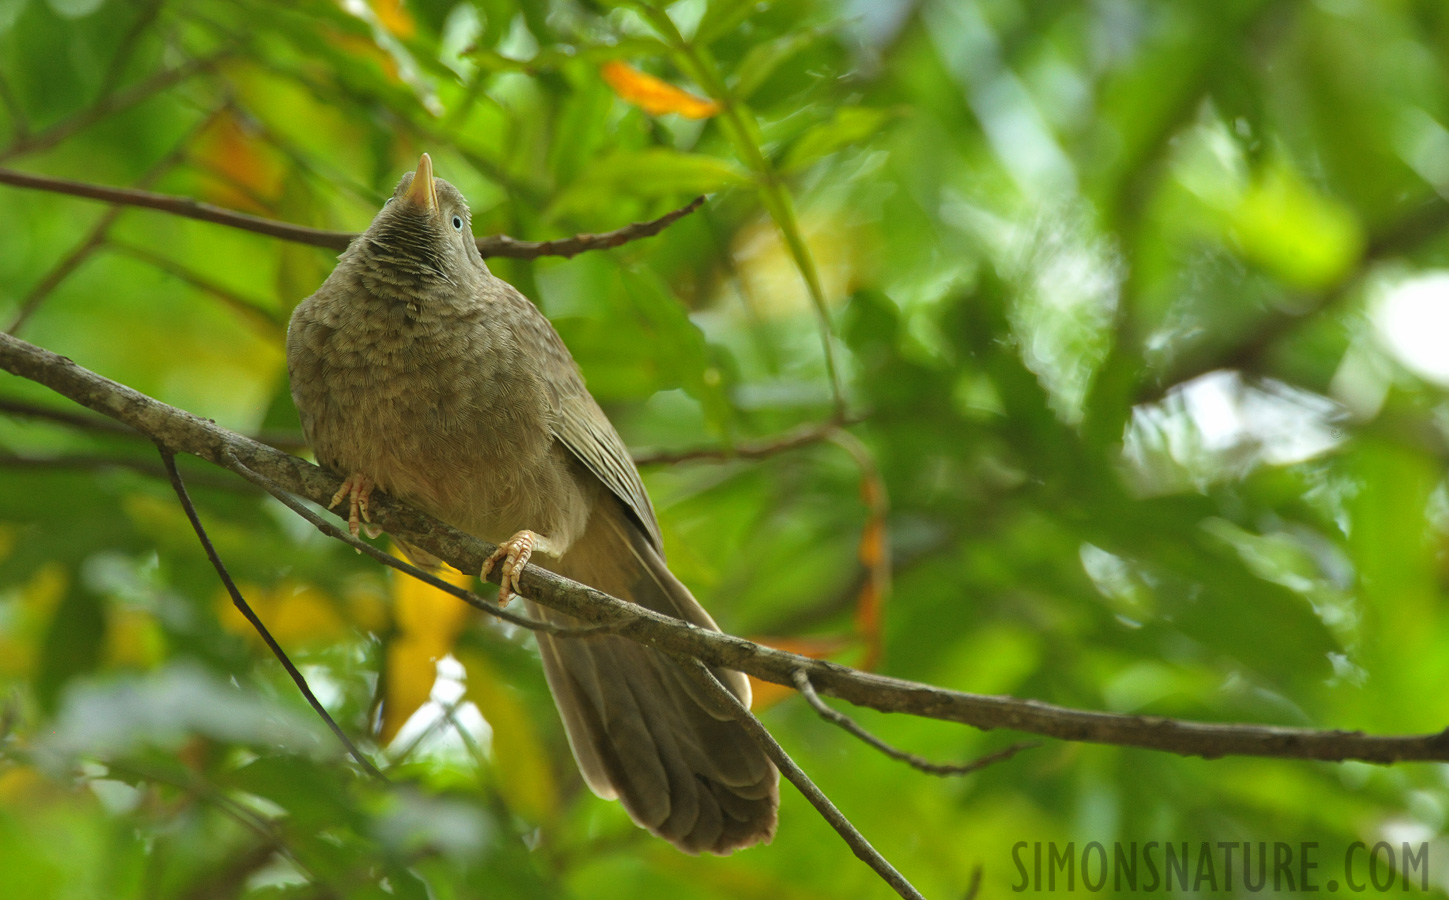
553 385 664 552
506 284 664 552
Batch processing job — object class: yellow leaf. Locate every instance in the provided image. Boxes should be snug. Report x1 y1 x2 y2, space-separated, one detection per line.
382 550 475 743
215 580 346 647
0 766 46 805
601 61 720 119
458 650 558 823
381 633 439 744
392 551 471 643
271 583 347 645
372 0 415 38
106 608 163 668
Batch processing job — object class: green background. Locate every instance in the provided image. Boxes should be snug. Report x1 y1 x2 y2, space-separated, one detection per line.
2 0 1449 896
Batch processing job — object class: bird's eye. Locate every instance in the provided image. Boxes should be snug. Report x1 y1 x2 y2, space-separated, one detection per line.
451 215 464 231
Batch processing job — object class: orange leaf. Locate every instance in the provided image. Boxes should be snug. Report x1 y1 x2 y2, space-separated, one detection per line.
373 0 415 38
194 111 282 213
601 61 720 119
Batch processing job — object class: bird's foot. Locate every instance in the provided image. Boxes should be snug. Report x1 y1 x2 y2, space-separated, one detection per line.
328 473 379 538
481 530 556 606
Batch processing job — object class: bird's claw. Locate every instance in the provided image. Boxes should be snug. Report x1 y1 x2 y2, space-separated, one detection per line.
481 530 538 606
328 473 376 538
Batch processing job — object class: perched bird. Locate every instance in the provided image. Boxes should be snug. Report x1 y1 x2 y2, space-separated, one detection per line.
286 154 779 853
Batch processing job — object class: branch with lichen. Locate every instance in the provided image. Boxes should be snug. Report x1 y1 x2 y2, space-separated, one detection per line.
4 330 1449 768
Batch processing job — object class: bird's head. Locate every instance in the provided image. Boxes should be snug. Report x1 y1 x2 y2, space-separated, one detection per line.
353 153 486 289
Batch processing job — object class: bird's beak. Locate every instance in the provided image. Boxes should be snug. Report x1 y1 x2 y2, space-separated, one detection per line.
402 153 438 212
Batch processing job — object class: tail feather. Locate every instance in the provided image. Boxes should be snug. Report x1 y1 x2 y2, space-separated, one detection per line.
528 496 779 854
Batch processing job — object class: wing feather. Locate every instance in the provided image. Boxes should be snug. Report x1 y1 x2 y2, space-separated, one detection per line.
503 283 663 551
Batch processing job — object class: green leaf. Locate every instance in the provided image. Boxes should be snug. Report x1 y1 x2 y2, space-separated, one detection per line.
694 0 760 46
779 106 898 172
619 266 735 438
731 27 823 100
549 149 750 219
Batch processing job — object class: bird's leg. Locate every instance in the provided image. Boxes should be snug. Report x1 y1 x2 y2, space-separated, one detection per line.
482 530 559 606
328 473 379 538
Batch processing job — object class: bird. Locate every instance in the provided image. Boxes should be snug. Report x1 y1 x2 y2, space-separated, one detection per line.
285 153 779 854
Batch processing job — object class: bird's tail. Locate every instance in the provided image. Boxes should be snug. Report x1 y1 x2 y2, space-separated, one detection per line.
528 496 779 854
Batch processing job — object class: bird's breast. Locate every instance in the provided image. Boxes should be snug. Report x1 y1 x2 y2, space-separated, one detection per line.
288 288 560 540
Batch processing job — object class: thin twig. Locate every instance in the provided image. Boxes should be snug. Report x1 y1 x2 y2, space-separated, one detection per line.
681 658 925 900
224 452 614 640
0 166 353 249
5 208 121 334
391 695 460 765
441 699 489 768
98 0 167 96
110 239 285 332
479 196 706 259
0 167 705 260
8 332 1449 765
793 669 1036 777
963 865 983 900
632 411 855 466
157 447 388 782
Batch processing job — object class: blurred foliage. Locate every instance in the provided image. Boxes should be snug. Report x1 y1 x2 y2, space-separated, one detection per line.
2 0 1449 896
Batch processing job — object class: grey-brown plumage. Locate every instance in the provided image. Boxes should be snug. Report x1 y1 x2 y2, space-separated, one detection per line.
286 154 778 853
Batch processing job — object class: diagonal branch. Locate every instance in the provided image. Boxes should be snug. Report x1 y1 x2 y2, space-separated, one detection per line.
5 206 121 334
158 447 387 782
0 167 704 260
682 658 924 900
4 329 1449 765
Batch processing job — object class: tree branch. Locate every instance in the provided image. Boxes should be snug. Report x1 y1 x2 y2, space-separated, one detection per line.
792 669 1036 777
632 411 855 466
682 658 924 900
226 453 615 639
4 330 1449 765
0 167 704 260
158 448 387 782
